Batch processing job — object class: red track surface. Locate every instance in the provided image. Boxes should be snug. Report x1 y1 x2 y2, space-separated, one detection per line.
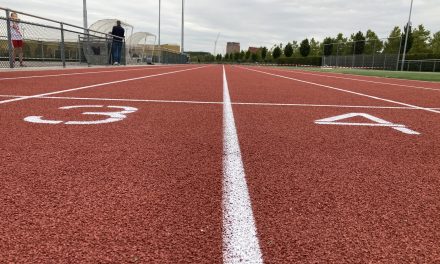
1 64 440 263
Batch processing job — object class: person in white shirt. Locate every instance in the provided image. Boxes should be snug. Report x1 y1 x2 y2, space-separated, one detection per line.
10 12 25 67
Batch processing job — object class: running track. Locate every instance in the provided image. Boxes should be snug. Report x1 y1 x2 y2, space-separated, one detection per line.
1 65 440 263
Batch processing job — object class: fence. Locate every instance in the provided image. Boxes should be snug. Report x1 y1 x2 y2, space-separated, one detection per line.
0 7 188 68
398 59 440 72
322 36 403 71
0 7 126 68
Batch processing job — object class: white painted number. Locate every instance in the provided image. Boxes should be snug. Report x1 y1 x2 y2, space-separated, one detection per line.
315 113 420 135
24 105 138 125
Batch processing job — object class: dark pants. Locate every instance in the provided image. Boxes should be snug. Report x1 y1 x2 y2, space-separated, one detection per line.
112 41 123 64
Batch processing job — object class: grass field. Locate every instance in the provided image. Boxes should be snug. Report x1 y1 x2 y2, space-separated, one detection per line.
279 67 440 82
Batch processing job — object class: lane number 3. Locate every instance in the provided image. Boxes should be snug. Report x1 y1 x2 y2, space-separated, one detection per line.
24 105 138 125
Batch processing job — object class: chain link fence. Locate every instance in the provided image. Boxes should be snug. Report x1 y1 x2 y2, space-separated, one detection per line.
322 36 402 71
0 7 122 68
1 7 188 69
398 59 440 72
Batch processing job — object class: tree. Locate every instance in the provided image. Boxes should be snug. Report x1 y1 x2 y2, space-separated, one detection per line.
335 33 349 55
240 50 245 60
309 38 320 56
364 29 383 55
411 24 431 54
352 31 366 55
216 54 222 61
299 38 311 57
284 42 294 57
224 53 229 61
251 52 259 62
245 50 251 60
383 26 402 54
323 37 333 56
291 41 299 56
400 24 413 54
272 46 282 59
261 47 268 60
432 31 440 54
234 52 240 61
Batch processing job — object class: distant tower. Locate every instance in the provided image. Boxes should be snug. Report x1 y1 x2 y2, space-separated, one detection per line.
226 42 240 54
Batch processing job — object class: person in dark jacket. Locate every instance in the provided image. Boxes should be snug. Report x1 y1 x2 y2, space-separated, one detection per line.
111 20 125 65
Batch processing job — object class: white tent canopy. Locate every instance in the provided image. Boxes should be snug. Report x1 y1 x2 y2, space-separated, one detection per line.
89 19 134 37
126 32 157 64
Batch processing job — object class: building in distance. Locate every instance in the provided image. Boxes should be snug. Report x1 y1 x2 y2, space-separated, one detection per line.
248 47 261 54
227 42 240 54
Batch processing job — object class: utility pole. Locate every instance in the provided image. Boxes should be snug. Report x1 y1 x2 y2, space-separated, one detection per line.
158 0 161 63
181 0 184 53
401 0 414 71
83 0 88 33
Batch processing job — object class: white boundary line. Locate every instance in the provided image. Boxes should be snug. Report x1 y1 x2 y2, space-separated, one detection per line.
259 66 440 92
237 66 440 114
222 66 263 264
1 94 439 110
0 65 191 81
0 66 209 106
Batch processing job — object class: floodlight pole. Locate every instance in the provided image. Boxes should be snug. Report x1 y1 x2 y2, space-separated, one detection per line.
83 0 88 33
158 0 161 63
181 0 184 53
401 0 413 71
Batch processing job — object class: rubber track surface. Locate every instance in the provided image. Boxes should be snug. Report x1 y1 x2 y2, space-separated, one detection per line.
1 64 440 263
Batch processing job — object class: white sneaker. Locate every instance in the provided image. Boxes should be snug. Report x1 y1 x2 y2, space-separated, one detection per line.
113 62 119 65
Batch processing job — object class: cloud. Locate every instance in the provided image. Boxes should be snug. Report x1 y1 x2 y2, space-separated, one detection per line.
3 0 439 53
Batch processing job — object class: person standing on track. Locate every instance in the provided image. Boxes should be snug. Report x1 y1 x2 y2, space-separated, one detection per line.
111 20 125 65
10 12 25 67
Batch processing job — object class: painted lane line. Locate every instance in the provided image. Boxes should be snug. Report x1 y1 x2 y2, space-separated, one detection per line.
0 66 210 106
237 66 440 114
0 65 191 81
2 94 440 110
222 66 263 264
263 67 440 92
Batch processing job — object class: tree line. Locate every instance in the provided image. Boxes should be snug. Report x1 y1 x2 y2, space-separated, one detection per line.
192 24 440 63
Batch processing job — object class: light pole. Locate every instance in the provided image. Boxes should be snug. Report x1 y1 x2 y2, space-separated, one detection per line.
83 0 88 33
158 0 161 63
181 0 184 53
401 0 413 71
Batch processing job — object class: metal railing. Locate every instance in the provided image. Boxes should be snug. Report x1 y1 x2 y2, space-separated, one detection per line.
0 6 125 68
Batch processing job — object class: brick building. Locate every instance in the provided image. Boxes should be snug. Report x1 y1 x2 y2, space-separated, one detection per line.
226 42 240 54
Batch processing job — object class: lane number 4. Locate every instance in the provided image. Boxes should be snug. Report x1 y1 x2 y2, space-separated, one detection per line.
315 113 420 135
24 105 138 125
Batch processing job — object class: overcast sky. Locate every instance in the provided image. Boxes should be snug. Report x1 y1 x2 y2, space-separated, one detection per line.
2 0 439 53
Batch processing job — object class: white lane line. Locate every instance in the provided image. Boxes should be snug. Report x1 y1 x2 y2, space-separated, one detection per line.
1 94 440 110
0 65 190 81
222 66 263 264
0 66 209 106
237 66 440 114
260 66 440 92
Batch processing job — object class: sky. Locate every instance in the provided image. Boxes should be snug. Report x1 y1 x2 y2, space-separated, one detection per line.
2 0 439 54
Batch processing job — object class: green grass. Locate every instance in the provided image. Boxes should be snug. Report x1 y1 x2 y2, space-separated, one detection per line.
279 67 440 82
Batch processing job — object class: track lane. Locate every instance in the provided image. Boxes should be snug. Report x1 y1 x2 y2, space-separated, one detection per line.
226 66 398 107
245 66 440 108
0 65 201 97
0 66 209 105
0 65 189 79
63 66 223 102
226 65 440 263
289 68 440 88
0 100 223 263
